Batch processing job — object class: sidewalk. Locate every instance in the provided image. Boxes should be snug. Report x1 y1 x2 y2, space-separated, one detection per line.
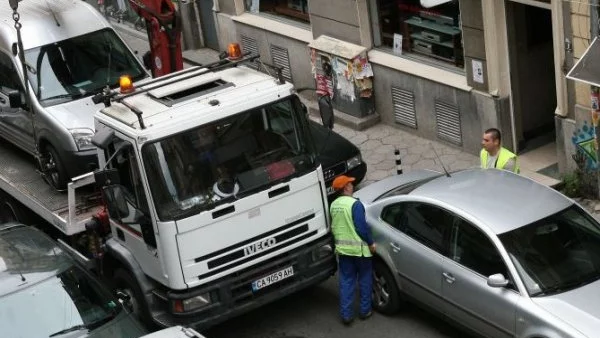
111 20 560 189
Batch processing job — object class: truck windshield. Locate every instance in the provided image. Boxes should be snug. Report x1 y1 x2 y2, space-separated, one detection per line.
24 28 146 106
142 96 317 221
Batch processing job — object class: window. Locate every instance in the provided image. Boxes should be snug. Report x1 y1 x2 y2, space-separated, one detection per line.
385 202 452 254
0 53 23 91
245 0 310 23
451 218 510 280
370 0 464 68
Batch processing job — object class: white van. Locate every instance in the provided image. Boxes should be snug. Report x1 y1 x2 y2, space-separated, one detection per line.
0 0 148 190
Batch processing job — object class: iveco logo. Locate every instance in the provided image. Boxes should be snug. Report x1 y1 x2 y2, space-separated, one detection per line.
244 238 277 256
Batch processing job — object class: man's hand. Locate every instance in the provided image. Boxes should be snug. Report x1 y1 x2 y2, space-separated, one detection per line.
368 243 376 254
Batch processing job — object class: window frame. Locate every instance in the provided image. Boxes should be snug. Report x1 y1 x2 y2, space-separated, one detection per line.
449 216 518 291
381 201 454 256
368 0 465 71
245 0 311 24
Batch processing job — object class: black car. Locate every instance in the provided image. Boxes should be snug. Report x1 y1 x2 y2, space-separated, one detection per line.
308 121 367 200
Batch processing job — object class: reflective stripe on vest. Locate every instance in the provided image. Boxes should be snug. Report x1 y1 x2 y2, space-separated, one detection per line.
330 195 372 257
480 147 519 173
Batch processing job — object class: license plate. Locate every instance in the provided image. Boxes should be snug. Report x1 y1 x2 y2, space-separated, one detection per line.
251 266 294 291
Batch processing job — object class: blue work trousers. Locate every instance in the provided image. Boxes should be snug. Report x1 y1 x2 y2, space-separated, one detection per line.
338 255 372 320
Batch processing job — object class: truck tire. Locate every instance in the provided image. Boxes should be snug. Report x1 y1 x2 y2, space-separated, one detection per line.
0 190 30 224
43 144 68 191
114 268 155 329
372 259 401 315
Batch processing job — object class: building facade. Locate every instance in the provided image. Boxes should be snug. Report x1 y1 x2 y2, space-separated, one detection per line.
158 1 576 172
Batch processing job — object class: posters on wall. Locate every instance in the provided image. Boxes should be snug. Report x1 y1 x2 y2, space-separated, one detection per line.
310 47 374 101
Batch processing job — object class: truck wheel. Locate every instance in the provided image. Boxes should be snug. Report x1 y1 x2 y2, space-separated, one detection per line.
43 145 68 191
114 268 154 329
372 260 401 315
0 190 29 224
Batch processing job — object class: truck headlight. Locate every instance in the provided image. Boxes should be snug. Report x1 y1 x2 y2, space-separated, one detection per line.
173 292 213 313
346 154 362 170
70 128 95 151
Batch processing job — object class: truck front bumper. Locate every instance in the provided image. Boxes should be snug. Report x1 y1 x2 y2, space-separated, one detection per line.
150 234 337 330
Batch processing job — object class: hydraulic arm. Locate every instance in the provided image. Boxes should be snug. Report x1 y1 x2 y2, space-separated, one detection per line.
128 0 183 77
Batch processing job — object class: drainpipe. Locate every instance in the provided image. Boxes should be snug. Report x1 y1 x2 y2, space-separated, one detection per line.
552 0 567 118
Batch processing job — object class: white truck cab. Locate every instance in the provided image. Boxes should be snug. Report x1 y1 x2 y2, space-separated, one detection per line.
87 52 337 329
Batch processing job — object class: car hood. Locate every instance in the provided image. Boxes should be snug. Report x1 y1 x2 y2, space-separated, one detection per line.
531 279 600 337
309 122 359 168
44 96 103 130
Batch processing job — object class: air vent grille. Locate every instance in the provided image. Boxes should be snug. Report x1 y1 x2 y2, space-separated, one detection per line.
391 87 417 129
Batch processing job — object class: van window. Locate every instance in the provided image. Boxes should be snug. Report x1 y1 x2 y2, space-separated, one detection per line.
0 52 23 91
24 28 146 106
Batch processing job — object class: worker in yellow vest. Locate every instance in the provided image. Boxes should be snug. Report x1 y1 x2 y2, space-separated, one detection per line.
330 175 376 326
480 128 520 173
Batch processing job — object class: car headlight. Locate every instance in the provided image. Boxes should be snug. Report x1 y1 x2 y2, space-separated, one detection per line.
70 128 95 151
173 292 213 313
346 154 362 170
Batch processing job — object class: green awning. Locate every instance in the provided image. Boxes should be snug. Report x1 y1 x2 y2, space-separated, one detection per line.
567 37 600 87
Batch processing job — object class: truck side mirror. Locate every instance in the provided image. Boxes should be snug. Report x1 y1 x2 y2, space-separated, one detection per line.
318 95 334 130
92 128 115 150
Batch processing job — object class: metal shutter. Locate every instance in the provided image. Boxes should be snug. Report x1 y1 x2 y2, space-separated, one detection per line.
270 44 293 83
391 87 417 129
435 100 462 146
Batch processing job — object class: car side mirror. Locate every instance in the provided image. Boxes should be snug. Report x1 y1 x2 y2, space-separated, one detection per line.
318 95 334 130
487 273 509 288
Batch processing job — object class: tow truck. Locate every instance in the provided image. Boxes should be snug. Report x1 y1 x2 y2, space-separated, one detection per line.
0 1 338 328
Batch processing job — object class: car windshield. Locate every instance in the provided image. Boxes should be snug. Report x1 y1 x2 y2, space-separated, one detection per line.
142 96 317 221
0 228 122 337
24 28 146 106
499 205 600 296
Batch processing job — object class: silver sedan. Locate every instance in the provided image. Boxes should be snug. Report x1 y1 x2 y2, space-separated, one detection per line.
355 168 600 338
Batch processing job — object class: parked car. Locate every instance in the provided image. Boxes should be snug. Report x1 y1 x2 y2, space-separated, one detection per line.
0 222 148 338
308 120 366 199
0 0 148 190
357 168 600 338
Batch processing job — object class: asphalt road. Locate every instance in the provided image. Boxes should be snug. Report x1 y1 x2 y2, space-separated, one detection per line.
202 276 469 338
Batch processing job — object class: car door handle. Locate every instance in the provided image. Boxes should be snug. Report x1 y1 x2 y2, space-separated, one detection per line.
443 272 455 284
390 242 401 251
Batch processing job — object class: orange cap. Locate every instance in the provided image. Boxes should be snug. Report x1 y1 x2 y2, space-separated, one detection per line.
332 175 355 190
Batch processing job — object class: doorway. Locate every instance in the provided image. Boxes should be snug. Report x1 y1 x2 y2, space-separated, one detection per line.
199 0 219 50
506 1 556 154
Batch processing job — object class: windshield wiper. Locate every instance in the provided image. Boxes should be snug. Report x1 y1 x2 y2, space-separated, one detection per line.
49 325 87 337
532 273 600 296
49 313 115 337
42 92 85 101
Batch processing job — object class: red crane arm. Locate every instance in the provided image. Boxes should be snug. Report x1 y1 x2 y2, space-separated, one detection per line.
128 0 183 77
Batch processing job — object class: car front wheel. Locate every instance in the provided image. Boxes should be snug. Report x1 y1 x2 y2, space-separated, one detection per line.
372 259 401 315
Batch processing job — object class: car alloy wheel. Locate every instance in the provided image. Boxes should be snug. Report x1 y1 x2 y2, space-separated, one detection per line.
372 260 400 314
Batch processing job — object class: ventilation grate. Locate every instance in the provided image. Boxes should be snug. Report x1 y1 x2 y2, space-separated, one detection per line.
435 100 462 146
270 44 293 83
391 87 417 129
241 35 259 56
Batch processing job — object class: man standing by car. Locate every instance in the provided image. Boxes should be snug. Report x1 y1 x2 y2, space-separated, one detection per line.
330 175 376 326
480 128 520 173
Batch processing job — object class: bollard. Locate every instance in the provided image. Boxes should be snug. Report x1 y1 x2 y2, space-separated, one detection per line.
395 148 403 175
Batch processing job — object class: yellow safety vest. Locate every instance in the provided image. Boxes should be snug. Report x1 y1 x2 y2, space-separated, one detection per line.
480 147 520 173
330 196 371 257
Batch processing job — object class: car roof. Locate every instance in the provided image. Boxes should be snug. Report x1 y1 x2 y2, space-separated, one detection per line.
0 224 72 296
409 169 572 234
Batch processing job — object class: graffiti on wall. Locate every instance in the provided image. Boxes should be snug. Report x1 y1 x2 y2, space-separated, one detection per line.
572 120 598 169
